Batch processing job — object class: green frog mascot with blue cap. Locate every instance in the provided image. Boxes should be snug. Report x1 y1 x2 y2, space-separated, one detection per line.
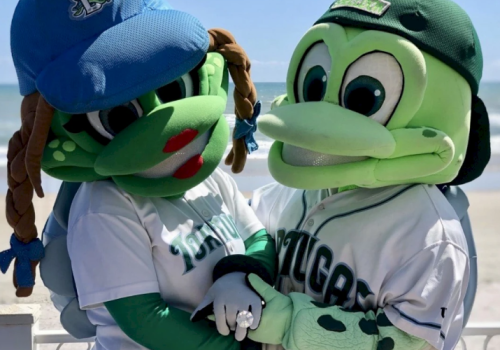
0 0 277 349
196 1 491 350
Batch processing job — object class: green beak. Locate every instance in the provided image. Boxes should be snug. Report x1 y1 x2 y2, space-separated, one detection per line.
258 102 395 158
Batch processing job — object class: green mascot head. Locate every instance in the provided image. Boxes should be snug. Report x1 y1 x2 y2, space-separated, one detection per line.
41 30 257 198
259 0 491 190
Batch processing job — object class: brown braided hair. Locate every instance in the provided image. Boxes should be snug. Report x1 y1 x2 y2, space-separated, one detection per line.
6 91 54 297
208 28 257 174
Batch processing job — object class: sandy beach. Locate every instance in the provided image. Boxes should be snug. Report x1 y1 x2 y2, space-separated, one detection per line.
0 165 499 349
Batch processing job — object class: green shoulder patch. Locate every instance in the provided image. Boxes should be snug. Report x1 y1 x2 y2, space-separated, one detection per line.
330 0 391 17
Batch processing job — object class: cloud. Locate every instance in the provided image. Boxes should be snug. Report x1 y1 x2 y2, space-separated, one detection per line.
251 60 288 66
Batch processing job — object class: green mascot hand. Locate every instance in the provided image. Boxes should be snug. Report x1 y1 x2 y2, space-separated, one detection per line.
245 274 293 345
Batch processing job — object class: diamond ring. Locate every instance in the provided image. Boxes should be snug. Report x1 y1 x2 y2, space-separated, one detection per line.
236 310 254 328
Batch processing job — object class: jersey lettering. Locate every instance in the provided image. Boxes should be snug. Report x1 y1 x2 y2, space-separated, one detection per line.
279 230 302 277
276 228 287 256
186 231 207 260
309 245 333 294
277 229 374 310
170 214 238 274
170 235 196 273
198 227 223 252
293 233 319 283
215 215 240 240
324 263 354 306
352 280 375 311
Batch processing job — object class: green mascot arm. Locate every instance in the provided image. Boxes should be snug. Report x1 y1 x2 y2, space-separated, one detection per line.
212 229 277 285
104 293 244 350
246 275 431 350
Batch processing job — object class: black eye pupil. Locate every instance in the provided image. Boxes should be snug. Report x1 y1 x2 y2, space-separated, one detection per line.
98 102 141 136
302 65 327 102
106 105 138 135
306 78 325 102
345 87 376 116
343 75 385 117
156 79 186 104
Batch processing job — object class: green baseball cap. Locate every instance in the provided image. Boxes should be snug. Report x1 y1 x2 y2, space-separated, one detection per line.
315 0 483 95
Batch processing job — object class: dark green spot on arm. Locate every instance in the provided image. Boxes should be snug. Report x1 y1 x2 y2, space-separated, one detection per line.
317 315 346 332
377 337 395 350
422 129 438 138
359 319 379 335
376 312 393 327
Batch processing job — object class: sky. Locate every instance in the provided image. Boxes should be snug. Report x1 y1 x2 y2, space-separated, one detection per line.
0 0 499 83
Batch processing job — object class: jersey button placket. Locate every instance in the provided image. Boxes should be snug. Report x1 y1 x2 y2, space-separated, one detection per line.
307 219 314 227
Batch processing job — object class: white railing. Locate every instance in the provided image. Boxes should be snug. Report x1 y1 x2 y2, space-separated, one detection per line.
34 330 94 349
459 323 500 350
1 304 500 350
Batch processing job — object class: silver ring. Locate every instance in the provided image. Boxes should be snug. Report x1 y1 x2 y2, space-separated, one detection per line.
236 310 254 328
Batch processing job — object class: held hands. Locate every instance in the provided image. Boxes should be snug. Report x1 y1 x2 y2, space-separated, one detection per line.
191 273 294 345
245 274 293 345
190 272 264 341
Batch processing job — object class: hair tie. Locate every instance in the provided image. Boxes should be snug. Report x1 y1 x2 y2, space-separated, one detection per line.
0 234 44 288
234 100 261 154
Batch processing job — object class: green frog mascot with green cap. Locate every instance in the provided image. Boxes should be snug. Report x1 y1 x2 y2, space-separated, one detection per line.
196 0 491 350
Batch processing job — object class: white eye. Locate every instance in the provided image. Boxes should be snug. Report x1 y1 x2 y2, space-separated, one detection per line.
340 52 403 125
87 99 143 140
296 42 332 103
156 73 196 104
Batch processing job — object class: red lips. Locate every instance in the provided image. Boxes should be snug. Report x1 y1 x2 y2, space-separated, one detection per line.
163 129 199 153
164 129 204 179
173 155 204 179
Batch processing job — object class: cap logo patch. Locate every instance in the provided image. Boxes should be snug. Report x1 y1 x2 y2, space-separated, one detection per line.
330 0 391 17
70 0 112 20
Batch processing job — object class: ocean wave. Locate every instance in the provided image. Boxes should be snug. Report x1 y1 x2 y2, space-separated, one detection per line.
491 135 500 154
0 146 6 167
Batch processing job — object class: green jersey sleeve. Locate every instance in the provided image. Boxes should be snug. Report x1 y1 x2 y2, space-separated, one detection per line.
105 293 242 350
212 229 277 285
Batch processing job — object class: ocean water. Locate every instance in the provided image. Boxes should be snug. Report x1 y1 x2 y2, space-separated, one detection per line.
0 82 499 167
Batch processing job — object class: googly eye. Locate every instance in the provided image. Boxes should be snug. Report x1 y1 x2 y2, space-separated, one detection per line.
296 42 332 103
87 99 143 140
341 52 403 125
156 73 196 104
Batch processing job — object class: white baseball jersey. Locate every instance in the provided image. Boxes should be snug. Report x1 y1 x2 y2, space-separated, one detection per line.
251 183 469 350
67 168 264 350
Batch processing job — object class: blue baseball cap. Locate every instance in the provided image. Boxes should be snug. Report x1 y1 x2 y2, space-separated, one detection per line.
11 0 209 114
